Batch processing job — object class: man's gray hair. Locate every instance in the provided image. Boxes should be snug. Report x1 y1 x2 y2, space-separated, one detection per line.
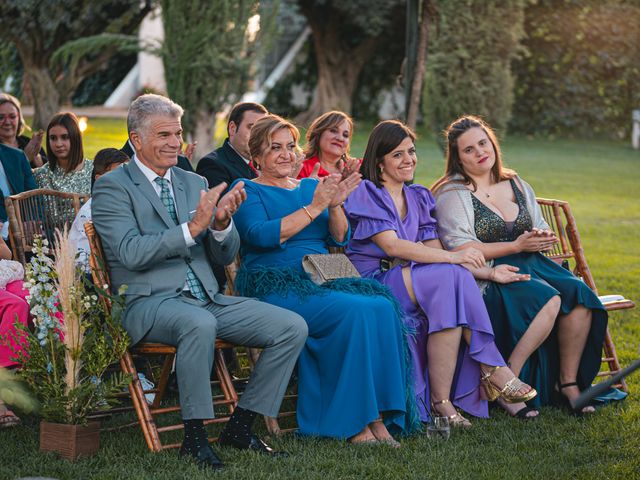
127 94 184 136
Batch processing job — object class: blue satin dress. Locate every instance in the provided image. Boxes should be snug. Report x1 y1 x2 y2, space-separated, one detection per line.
231 178 417 439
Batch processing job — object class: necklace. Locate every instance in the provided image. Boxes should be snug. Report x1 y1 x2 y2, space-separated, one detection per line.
475 185 492 198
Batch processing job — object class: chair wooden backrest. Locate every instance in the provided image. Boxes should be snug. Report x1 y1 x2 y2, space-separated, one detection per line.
537 198 634 391
5 188 89 265
84 221 239 451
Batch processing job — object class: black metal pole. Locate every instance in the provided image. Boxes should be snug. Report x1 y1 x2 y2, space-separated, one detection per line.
573 359 640 410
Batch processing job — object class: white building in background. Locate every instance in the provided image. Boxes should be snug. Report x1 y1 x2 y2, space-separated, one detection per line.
104 8 166 108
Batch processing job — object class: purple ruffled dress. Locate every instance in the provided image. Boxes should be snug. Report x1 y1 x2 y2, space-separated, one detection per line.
344 180 506 420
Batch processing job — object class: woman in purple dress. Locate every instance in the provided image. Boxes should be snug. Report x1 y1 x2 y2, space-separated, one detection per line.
344 120 539 425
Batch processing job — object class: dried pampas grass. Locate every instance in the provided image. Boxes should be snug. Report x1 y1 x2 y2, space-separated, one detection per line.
53 226 85 395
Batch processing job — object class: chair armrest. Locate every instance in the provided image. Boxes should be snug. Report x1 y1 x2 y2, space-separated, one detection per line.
598 294 635 311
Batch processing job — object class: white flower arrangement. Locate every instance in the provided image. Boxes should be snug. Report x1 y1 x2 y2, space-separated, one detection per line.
8 230 130 424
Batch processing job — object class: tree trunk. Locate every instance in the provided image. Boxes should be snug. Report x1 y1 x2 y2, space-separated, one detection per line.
23 65 60 130
295 13 380 127
191 109 217 168
297 52 360 127
406 0 433 131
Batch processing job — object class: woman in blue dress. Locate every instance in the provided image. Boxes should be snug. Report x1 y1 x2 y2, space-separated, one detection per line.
231 115 419 444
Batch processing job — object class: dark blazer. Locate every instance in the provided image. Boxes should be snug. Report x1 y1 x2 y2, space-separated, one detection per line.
120 141 194 173
0 143 37 222
196 139 257 189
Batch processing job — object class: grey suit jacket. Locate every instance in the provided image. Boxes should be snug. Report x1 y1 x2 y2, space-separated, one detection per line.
92 160 246 345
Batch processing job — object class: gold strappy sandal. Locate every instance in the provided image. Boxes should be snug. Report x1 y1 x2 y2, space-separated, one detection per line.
481 366 537 404
431 399 472 428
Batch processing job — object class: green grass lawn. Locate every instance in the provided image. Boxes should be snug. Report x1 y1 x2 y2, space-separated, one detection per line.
2 119 639 479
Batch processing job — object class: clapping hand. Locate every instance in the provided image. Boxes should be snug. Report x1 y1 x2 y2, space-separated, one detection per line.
183 142 197 161
213 181 246 229
340 155 360 181
311 171 362 211
24 130 44 167
311 173 341 210
490 264 531 284
188 182 246 237
330 171 361 207
307 161 321 179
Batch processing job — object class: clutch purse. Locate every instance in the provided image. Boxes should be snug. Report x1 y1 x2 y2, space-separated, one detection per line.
302 253 360 285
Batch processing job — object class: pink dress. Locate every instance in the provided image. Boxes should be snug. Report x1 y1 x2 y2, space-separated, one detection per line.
0 281 30 368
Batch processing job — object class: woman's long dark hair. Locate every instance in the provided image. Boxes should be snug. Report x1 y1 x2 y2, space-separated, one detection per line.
46 112 84 173
360 120 416 188
431 115 515 194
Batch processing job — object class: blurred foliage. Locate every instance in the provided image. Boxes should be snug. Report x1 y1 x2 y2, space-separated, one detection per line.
161 0 270 137
72 52 137 106
265 38 317 119
0 0 153 128
0 40 21 94
510 0 640 138
298 0 404 37
291 0 405 122
423 0 527 139
265 0 405 121
351 22 405 120
0 368 37 414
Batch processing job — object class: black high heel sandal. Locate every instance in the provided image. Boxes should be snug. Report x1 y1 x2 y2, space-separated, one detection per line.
557 382 595 416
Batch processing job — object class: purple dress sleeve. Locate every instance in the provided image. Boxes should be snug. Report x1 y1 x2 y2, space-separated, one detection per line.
409 185 439 242
344 180 398 240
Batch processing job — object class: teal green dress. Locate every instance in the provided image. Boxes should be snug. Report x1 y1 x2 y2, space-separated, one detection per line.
475 179 608 407
231 178 419 438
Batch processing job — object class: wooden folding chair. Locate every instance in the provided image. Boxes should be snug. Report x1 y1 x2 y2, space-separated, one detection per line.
5 188 89 265
224 257 297 436
537 198 634 391
85 221 239 451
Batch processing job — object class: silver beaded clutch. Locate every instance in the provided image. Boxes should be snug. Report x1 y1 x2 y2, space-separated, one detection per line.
301 253 361 285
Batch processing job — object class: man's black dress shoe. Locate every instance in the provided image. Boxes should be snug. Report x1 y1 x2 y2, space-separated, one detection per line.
218 433 289 457
179 444 224 470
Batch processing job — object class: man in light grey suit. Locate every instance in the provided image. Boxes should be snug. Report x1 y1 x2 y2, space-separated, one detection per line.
92 94 307 470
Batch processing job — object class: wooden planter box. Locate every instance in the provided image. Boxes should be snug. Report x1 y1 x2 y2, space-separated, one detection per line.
39 420 101 461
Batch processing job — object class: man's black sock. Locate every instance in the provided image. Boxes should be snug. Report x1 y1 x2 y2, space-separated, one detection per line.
221 406 257 444
182 419 208 454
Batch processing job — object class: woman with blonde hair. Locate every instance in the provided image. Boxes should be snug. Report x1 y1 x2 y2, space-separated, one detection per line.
0 93 46 167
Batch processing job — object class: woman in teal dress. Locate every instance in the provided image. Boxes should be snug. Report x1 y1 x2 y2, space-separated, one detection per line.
232 115 419 444
432 115 608 414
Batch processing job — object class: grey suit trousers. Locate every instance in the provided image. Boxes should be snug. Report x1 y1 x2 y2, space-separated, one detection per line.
143 294 307 420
